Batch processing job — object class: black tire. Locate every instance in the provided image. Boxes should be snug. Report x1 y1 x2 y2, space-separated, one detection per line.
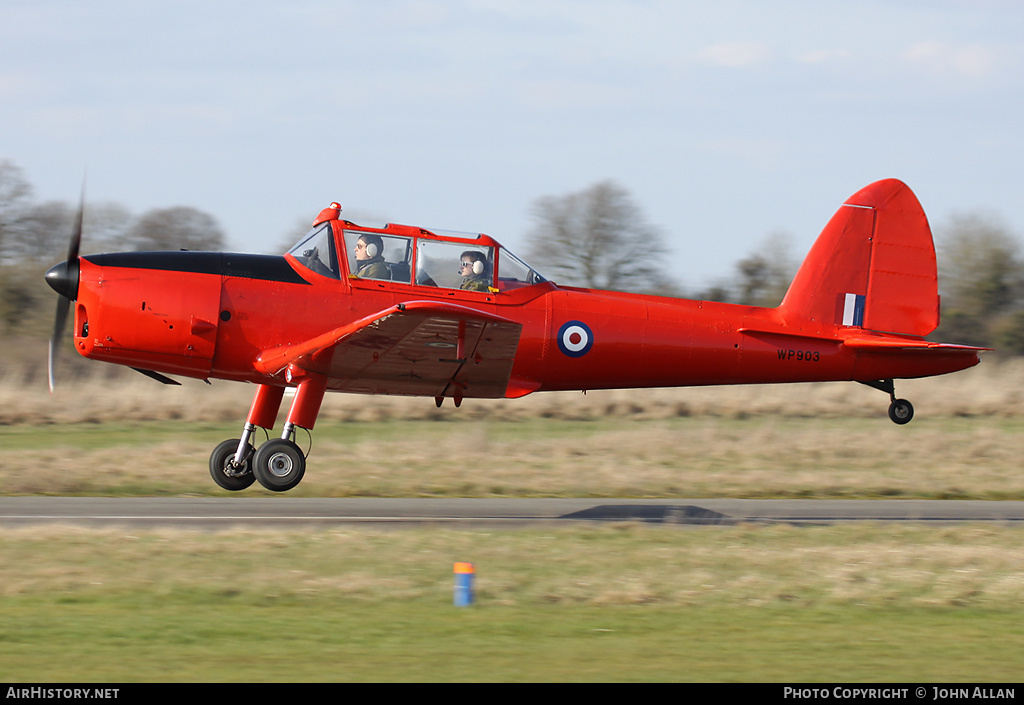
888 399 914 425
253 438 306 492
209 438 256 491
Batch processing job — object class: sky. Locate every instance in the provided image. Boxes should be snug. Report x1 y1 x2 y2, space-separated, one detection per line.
3 0 1023 291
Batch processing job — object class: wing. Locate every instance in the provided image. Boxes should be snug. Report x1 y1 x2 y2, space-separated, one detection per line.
254 301 522 398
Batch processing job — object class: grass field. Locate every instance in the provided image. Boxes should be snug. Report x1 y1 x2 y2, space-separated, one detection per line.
5 357 1024 498
2 356 1023 681
2 523 1023 682
3 415 1024 499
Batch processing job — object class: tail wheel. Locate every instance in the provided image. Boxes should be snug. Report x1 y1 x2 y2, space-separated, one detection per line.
888 399 914 425
860 381 915 426
209 439 256 491
253 438 306 492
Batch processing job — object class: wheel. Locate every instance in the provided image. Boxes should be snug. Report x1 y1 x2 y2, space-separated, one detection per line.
253 438 306 492
209 439 256 491
888 399 914 425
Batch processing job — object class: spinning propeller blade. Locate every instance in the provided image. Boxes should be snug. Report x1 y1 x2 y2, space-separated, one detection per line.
46 188 84 393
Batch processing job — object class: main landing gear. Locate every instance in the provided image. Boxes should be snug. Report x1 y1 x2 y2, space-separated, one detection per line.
209 376 325 493
208 434 307 492
859 379 914 425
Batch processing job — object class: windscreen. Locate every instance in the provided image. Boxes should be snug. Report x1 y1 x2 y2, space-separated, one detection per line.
287 224 339 279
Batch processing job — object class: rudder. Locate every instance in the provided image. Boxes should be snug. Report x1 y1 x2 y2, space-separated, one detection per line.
779 179 939 337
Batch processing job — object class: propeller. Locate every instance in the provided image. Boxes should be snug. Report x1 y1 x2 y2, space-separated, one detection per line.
45 188 84 393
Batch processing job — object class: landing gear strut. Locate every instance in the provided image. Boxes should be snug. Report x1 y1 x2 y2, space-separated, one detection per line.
208 373 326 493
859 379 914 425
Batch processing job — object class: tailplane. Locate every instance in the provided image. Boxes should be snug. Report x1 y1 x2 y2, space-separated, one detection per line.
778 179 939 337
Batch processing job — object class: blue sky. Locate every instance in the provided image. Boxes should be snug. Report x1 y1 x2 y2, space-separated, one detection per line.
3 0 1022 290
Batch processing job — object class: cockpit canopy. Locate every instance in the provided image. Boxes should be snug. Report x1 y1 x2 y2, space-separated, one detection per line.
289 223 338 279
287 220 546 293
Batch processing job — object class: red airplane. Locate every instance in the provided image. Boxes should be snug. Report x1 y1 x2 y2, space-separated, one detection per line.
45 178 984 492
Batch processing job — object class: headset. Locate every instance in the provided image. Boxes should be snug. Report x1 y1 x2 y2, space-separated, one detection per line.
360 235 383 259
460 251 487 276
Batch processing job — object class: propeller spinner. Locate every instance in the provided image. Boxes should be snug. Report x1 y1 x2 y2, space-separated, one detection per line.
45 193 84 393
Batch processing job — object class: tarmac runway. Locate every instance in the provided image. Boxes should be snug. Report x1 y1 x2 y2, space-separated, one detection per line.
1 497 1023 529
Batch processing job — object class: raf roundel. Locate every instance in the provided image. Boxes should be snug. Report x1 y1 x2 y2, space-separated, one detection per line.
557 320 594 358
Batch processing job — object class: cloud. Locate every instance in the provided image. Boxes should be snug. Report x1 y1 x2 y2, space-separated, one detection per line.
904 41 998 79
0 71 38 100
696 137 789 173
697 42 773 68
796 49 854 65
517 78 634 112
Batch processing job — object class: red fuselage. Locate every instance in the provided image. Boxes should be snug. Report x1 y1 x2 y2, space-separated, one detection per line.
68 250 978 398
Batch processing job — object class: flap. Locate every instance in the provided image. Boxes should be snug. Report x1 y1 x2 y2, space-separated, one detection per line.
254 301 523 398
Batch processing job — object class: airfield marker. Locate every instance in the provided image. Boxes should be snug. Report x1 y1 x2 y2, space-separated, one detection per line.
454 562 474 606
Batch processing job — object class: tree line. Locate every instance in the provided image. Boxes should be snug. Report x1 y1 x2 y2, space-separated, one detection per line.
2 159 1021 353
0 160 228 339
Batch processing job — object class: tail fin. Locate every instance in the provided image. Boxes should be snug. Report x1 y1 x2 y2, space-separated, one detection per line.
779 179 939 337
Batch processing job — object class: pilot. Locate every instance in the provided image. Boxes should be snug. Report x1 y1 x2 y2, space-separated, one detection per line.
353 234 389 280
459 251 490 292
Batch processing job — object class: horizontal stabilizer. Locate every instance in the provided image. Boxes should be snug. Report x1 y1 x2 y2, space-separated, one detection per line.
740 327 989 355
739 327 834 343
841 336 990 352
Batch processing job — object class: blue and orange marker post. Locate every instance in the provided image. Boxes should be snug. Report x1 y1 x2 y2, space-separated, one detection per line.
453 562 474 606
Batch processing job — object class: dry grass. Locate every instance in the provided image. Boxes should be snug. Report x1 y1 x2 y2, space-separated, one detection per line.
1 523 1022 610
4 352 1024 681
3 354 1024 497
3 523 1022 682
10 352 1024 425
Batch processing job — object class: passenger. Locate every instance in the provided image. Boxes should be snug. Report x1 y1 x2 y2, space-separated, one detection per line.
459 251 490 292
353 234 389 280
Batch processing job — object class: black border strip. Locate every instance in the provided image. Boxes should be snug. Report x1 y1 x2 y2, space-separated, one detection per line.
84 252 312 285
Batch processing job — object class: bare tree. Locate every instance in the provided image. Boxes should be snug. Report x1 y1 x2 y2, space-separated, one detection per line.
733 231 796 307
126 206 226 251
0 160 34 262
11 200 75 263
525 180 676 293
938 213 1022 315
934 212 1024 351
82 202 134 253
